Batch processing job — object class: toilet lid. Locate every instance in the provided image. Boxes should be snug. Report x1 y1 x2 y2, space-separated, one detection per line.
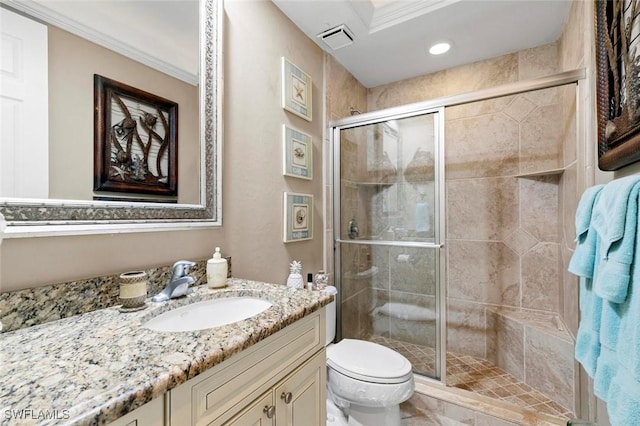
326 339 413 384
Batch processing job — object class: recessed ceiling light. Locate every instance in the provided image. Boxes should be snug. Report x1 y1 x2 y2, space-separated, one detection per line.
429 42 451 55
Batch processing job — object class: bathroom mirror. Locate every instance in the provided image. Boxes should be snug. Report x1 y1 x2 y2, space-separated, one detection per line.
0 0 222 236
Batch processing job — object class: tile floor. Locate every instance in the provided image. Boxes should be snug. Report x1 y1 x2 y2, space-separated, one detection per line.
367 334 574 422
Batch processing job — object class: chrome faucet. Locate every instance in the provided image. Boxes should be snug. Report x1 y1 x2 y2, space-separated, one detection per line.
151 260 196 302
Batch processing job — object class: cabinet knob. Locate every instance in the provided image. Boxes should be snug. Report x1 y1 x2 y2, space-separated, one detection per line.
263 405 276 419
281 392 293 404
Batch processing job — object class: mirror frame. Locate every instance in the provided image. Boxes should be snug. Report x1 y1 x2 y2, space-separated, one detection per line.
0 0 222 237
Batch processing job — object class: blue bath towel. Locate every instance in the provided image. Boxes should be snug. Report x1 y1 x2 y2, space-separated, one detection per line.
594 299 622 399
591 176 640 303
579 177 640 425
569 185 604 378
587 178 640 398
575 184 605 236
606 370 640 426
606 228 640 425
574 276 602 378
569 184 604 278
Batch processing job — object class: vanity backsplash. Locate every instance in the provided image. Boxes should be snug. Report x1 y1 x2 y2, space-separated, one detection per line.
0 257 231 333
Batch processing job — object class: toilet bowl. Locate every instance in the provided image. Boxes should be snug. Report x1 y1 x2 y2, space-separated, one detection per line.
323 287 414 426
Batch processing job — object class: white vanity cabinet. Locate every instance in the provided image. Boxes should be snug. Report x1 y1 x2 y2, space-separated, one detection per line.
168 308 326 426
225 350 325 425
108 396 165 426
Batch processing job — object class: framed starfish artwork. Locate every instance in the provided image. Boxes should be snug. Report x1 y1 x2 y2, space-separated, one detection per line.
94 74 178 197
281 57 312 121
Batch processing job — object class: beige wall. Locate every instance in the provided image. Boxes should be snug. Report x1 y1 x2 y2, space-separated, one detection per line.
48 26 200 203
1 0 325 292
222 0 324 284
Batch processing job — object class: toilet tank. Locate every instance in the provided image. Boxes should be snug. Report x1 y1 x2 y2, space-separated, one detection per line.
323 286 338 345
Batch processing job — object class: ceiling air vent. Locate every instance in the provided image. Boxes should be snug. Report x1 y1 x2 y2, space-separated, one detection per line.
318 24 354 51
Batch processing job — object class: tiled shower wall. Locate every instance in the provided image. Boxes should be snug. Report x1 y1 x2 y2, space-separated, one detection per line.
326 22 586 412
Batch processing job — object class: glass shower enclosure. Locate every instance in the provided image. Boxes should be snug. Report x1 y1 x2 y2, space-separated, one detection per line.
331 107 446 382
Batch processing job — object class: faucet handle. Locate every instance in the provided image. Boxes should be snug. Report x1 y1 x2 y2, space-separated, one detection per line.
171 260 196 278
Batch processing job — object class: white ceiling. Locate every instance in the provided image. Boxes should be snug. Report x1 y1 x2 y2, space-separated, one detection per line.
13 0 199 82
272 0 573 88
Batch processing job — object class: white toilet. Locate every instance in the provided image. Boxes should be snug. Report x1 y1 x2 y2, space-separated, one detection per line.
323 286 414 426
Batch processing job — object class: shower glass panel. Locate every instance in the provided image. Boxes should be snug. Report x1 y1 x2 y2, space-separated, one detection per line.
333 110 444 381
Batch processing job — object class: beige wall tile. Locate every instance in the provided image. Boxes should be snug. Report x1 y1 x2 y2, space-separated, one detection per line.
341 286 375 340
518 42 559 81
445 54 519 94
400 391 446 425
370 245 390 290
562 245 579 337
561 85 578 166
519 177 560 243
475 412 520 426
519 104 563 173
559 0 586 71
525 325 575 411
521 243 561 311
389 246 437 296
387 291 437 347
443 402 477 425
447 178 519 241
446 114 520 179
325 54 367 120
503 95 537 122
368 71 449 111
447 299 487 358
370 288 390 338
341 291 363 339
448 240 519 306
447 96 515 122
504 228 538 256
561 163 578 246
487 312 525 381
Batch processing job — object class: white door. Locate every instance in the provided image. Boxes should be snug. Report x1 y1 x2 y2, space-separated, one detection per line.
0 8 49 198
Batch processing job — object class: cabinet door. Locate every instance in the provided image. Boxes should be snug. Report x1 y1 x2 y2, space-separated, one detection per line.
274 349 326 426
222 392 275 426
108 396 165 426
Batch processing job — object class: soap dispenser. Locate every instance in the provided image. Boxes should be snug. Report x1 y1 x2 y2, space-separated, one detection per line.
207 247 228 288
415 192 431 237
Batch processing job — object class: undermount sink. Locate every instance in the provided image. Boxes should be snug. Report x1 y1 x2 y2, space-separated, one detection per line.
143 297 273 332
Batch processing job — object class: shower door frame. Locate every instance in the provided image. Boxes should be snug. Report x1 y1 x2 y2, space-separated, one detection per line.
331 106 448 383
329 68 587 387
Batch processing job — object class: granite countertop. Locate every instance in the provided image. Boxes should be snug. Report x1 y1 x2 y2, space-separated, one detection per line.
0 279 332 426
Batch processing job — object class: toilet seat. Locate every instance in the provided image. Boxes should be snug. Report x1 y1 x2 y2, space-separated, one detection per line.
326 339 413 384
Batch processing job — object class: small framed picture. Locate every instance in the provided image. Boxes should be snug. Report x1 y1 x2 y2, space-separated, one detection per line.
282 57 312 121
284 192 313 243
283 125 312 180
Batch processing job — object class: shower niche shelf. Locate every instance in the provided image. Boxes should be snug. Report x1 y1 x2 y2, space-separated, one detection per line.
354 181 396 192
355 181 395 187
515 166 566 179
